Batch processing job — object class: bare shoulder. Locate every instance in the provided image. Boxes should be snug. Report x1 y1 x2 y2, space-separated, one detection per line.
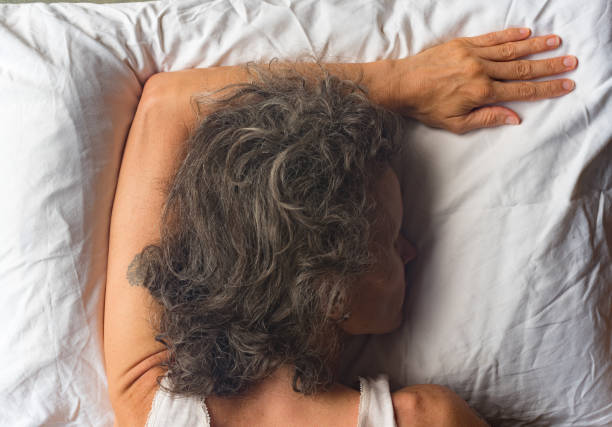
391 384 489 427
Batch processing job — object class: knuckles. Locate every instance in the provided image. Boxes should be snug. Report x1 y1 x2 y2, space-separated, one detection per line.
447 39 473 60
481 110 499 127
472 81 494 103
463 59 485 77
545 59 558 74
446 119 468 135
449 38 469 49
498 43 516 60
514 61 532 79
481 32 498 46
517 83 538 99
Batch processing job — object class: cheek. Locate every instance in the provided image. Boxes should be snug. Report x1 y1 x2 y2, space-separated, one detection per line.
387 255 408 300
385 249 407 283
374 255 407 303
354 250 407 307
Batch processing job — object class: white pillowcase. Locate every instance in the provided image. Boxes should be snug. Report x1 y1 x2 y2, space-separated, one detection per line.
0 2 155 425
0 0 609 425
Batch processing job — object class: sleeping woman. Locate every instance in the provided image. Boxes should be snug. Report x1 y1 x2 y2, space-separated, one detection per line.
103 28 577 426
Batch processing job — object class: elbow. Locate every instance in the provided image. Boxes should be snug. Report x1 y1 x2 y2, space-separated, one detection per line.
138 71 196 128
139 72 171 111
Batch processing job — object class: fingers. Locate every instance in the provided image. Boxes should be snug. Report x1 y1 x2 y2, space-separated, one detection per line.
449 106 521 134
492 79 575 103
465 27 531 47
482 55 578 80
477 34 562 61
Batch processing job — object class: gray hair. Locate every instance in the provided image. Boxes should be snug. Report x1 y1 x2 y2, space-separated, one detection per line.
132 61 403 399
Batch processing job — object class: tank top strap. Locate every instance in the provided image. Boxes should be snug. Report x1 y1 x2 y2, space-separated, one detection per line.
357 373 397 427
146 375 210 427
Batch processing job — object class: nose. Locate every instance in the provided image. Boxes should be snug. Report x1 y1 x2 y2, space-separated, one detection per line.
398 235 417 264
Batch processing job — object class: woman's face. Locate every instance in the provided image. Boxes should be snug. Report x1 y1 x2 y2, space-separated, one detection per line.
340 166 417 335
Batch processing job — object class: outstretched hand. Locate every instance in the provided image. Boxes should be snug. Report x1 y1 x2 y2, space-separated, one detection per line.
389 28 577 134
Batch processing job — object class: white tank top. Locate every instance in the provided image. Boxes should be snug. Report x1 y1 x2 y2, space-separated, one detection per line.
146 374 396 427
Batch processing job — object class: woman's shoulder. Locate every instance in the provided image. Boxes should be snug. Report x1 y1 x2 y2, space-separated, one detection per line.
115 373 488 427
391 385 489 426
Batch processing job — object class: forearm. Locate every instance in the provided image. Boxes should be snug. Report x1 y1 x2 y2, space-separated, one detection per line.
149 27 577 139
143 59 399 134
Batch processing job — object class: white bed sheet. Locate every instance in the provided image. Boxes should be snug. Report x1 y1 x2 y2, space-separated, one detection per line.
0 0 609 425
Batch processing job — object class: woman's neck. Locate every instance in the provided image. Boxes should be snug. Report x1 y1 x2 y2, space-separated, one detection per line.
205 364 359 427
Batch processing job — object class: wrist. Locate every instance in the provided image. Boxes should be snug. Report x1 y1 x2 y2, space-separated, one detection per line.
360 59 395 109
361 58 418 117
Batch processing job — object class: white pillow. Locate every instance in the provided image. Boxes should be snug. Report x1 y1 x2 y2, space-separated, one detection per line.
0 2 157 425
1 0 609 425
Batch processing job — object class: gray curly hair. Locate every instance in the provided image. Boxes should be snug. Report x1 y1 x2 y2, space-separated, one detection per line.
131 61 403 399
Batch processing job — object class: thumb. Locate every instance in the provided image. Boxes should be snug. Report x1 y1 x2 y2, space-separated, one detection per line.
455 106 521 134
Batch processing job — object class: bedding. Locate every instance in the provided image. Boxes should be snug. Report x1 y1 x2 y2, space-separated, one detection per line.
0 0 610 425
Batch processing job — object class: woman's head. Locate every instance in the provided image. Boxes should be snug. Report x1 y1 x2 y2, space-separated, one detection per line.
133 62 406 400
338 165 417 335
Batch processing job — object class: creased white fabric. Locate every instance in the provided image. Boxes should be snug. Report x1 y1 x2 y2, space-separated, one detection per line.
358 374 396 427
1 0 610 425
146 376 210 427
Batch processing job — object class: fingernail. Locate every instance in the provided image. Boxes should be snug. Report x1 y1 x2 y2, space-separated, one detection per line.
505 116 519 125
519 28 530 35
563 80 575 91
563 56 576 68
546 36 560 47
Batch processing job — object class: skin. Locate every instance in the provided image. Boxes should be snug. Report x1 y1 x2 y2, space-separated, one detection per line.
103 28 577 426
385 29 577 133
340 166 417 335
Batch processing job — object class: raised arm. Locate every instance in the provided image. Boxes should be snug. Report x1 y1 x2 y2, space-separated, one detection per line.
103 27 575 425
103 64 391 425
